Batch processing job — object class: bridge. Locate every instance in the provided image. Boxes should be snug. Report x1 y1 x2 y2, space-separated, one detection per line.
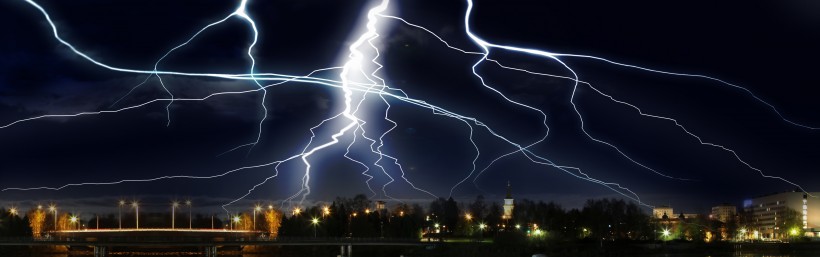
0 229 433 257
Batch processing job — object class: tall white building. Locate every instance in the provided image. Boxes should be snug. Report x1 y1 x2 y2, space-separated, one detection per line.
503 181 514 220
745 191 820 239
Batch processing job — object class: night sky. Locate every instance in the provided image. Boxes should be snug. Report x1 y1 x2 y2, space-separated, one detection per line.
1 0 819 215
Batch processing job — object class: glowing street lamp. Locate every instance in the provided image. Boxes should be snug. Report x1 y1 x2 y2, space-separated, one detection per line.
69 216 78 230
312 218 320 238
8 207 18 216
172 201 180 229
118 200 125 230
48 205 57 231
132 201 140 230
293 207 301 216
365 209 371 214
254 205 262 231
465 214 473 221
662 228 671 240
322 206 330 218
186 200 192 229
233 215 241 231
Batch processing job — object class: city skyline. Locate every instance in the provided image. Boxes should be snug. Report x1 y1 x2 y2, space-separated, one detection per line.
1 0 819 214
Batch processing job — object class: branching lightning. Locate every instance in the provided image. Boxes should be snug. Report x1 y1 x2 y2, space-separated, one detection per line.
2 0 816 213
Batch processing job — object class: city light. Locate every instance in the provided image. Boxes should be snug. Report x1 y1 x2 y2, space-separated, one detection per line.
465 214 472 221
171 201 179 229
118 200 125 230
8 207 18 216
311 217 320 238
185 200 192 229
132 201 140 229
49 204 57 231
293 207 302 216
70 215 79 230
662 229 671 237
254 205 262 231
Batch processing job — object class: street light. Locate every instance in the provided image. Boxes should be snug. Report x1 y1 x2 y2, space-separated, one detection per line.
8 207 18 216
293 207 301 216
479 223 487 241
312 218 319 238
70 216 78 230
132 201 140 230
48 205 57 231
186 200 192 229
172 201 180 229
118 200 125 230
322 206 330 218
233 215 241 231
254 205 262 231
465 214 472 221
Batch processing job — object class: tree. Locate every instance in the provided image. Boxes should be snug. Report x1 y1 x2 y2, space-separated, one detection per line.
264 208 283 237
468 195 487 221
27 208 46 237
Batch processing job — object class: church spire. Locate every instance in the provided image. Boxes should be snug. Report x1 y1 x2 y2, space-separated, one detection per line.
506 180 512 199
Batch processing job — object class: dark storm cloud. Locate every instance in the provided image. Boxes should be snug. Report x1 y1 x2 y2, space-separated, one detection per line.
0 0 818 214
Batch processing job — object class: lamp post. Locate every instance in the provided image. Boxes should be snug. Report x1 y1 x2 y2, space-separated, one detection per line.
186 200 192 229
69 216 78 230
233 215 241 231
479 223 486 241
49 205 57 232
118 200 125 230
254 205 262 231
132 201 139 230
172 201 179 229
312 218 319 238
348 212 358 237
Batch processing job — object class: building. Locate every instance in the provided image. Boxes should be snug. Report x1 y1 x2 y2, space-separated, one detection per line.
653 206 673 220
744 191 820 239
711 204 737 223
502 181 514 220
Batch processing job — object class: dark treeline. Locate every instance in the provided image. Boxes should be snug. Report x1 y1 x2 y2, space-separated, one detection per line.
0 208 32 237
277 194 653 241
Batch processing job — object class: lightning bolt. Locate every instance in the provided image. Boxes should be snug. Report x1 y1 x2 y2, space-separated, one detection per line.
3 0 815 213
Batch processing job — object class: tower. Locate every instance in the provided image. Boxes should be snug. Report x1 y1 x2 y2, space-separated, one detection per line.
503 181 514 220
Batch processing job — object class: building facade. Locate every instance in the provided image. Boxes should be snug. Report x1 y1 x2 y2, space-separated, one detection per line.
653 206 673 220
744 191 820 239
711 204 737 223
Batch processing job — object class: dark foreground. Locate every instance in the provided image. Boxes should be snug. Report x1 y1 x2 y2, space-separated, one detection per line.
4 240 820 257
